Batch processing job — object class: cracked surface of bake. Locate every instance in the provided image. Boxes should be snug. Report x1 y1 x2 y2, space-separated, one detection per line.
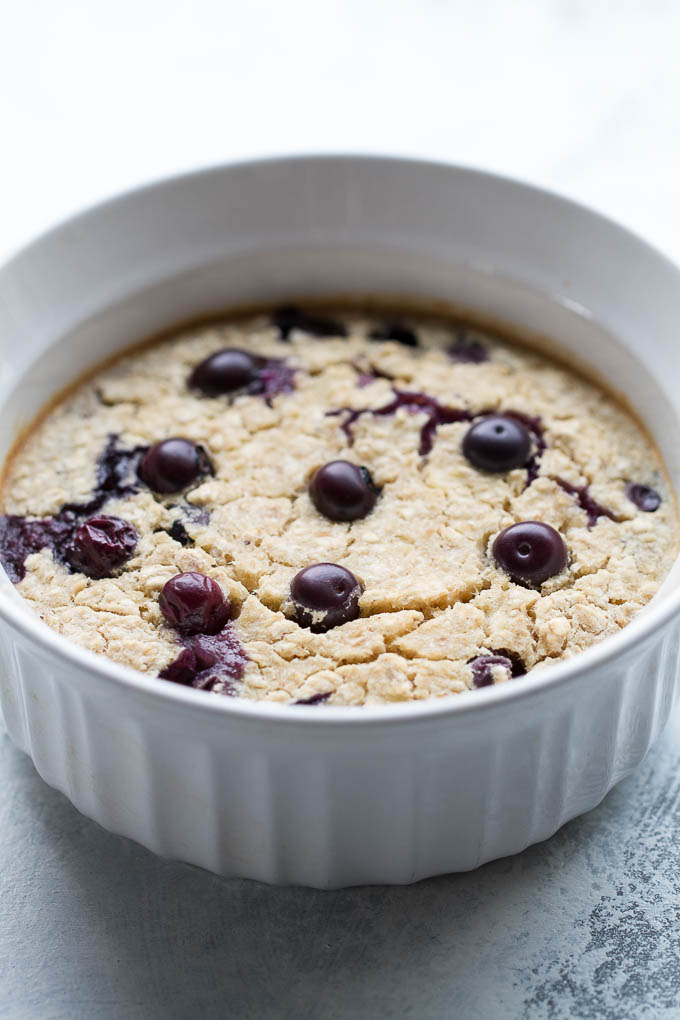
1 307 676 705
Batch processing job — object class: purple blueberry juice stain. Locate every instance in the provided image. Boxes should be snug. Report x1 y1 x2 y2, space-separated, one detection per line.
294 691 331 705
76 434 148 513
0 515 74 582
158 626 247 693
556 477 618 527
248 357 296 405
0 436 148 582
328 388 471 456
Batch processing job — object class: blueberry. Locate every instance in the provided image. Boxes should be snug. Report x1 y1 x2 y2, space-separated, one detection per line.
469 649 525 688
273 306 347 340
469 654 514 688
462 414 532 473
159 571 231 635
159 627 247 690
290 562 362 632
493 521 568 585
626 483 661 512
309 460 379 522
167 520 191 546
66 515 138 579
369 323 419 347
189 348 261 396
447 336 488 363
138 438 213 493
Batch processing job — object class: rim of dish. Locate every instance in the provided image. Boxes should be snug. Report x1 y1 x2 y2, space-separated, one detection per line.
0 151 678 726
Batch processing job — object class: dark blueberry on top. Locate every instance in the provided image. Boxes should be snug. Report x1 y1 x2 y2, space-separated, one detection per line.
159 571 231 635
273 306 347 341
309 460 380 522
138 438 213 493
462 414 532 473
469 649 525 688
369 323 419 347
65 516 138 579
447 334 488 363
469 654 514 688
626 483 661 513
290 562 362 632
493 521 568 585
167 520 192 546
189 348 262 396
159 627 246 691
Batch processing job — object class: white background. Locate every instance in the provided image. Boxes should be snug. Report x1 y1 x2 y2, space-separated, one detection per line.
2 0 680 263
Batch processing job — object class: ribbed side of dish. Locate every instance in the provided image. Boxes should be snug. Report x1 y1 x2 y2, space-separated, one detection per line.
1 613 678 887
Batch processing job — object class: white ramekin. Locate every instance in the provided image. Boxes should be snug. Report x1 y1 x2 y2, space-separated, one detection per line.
1 156 680 888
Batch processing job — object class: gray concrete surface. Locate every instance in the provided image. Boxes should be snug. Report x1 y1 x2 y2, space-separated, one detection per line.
1 705 680 1020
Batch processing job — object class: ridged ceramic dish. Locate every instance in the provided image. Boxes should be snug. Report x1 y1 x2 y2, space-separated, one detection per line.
1 156 679 887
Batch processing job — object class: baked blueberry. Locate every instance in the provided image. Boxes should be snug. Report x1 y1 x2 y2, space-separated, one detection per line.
189 348 261 396
167 520 192 546
290 562 362 632
159 571 231 635
462 414 532 472
309 460 379 522
493 521 568 585
159 627 247 690
138 438 213 493
273 306 347 340
65 516 138 579
469 654 514 688
469 649 525 688
447 333 488 363
627 483 661 512
369 323 419 347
